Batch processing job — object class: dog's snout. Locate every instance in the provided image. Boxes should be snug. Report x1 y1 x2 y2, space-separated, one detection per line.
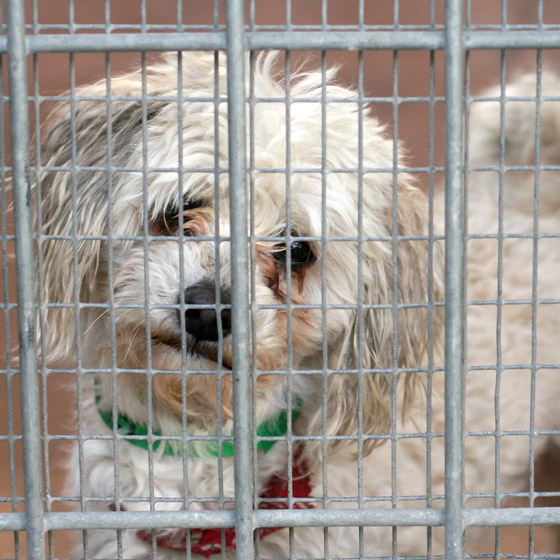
181 282 231 342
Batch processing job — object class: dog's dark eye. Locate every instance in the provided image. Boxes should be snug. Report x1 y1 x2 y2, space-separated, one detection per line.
156 199 204 236
274 240 316 268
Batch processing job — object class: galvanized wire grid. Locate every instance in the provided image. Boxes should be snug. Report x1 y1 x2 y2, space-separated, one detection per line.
2 0 560 559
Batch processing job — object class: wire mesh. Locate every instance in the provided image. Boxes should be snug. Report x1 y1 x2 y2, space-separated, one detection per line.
1 1 560 560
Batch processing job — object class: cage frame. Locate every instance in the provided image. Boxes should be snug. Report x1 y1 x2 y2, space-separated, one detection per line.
3 1 560 559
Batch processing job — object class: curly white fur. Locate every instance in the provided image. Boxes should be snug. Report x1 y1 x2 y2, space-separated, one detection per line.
35 54 560 558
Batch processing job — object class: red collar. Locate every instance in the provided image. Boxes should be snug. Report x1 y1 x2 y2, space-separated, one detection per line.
136 447 314 557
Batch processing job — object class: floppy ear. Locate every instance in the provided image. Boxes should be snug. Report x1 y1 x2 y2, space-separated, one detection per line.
35 76 164 363
325 175 444 456
36 94 110 363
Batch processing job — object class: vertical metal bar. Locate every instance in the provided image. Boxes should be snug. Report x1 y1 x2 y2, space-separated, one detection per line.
68 0 75 34
6 2 46 560
32 46 55 560
319 49 330 559
391 47 400 560
282 50 295 557
139 50 156 513
356 49 365 560
225 1 254 558
528 51 543 560
67 49 86 521
426 47 436 560
211 51 226 538
1 40 22 560
444 0 466 559
537 0 544 30
248 49 259 560
493 49 507 558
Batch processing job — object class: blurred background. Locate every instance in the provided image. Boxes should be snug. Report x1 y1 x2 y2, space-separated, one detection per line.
2 1 560 558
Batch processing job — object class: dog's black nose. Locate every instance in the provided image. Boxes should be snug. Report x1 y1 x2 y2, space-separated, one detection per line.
181 282 231 342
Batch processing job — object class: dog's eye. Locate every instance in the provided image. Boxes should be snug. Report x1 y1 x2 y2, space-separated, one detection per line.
156 199 204 236
274 240 316 268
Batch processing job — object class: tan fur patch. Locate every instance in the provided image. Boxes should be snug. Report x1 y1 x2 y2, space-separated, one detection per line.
150 207 213 237
183 207 213 237
152 372 233 425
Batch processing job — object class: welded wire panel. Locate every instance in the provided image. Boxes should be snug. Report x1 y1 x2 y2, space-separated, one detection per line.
2 1 560 560
0 8 24 559
462 48 560 560
6 2 46 560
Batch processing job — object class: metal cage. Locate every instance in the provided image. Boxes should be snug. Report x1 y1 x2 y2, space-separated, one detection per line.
2 1 560 559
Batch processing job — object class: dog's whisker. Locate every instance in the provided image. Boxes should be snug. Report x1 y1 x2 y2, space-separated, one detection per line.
83 309 110 337
120 324 144 365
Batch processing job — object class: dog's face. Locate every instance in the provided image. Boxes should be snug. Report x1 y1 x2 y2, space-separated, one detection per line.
36 53 442 446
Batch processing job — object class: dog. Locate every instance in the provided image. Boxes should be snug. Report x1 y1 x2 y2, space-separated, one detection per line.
35 53 560 558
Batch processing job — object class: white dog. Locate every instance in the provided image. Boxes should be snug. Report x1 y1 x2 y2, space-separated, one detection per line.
36 53 560 558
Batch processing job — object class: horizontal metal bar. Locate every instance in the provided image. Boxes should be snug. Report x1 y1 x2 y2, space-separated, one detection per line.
45 510 235 531
0 30 559 54
248 31 445 50
0 31 437 53
256 508 445 528
466 31 560 50
2 506 559 533
465 507 560 527
0 513 26 531
24 33 227 53
10 22 560 33
1 509 444 532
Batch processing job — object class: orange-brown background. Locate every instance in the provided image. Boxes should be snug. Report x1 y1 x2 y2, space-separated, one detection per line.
2 1 560 557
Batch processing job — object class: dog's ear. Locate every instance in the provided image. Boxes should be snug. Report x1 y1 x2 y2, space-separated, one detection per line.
35 76 163 363
36 95 109 363
324 175 444 457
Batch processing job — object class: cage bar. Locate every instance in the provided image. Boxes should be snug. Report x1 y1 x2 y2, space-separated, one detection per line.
1 31 560 55
225 0 254 558
1 2 560 560
6 2 45 560
443 0 466 558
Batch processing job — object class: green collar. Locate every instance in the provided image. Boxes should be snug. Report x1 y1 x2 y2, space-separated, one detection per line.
97 400 302 458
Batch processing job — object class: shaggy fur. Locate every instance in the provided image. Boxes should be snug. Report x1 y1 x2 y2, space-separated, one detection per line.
35 53 560 558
